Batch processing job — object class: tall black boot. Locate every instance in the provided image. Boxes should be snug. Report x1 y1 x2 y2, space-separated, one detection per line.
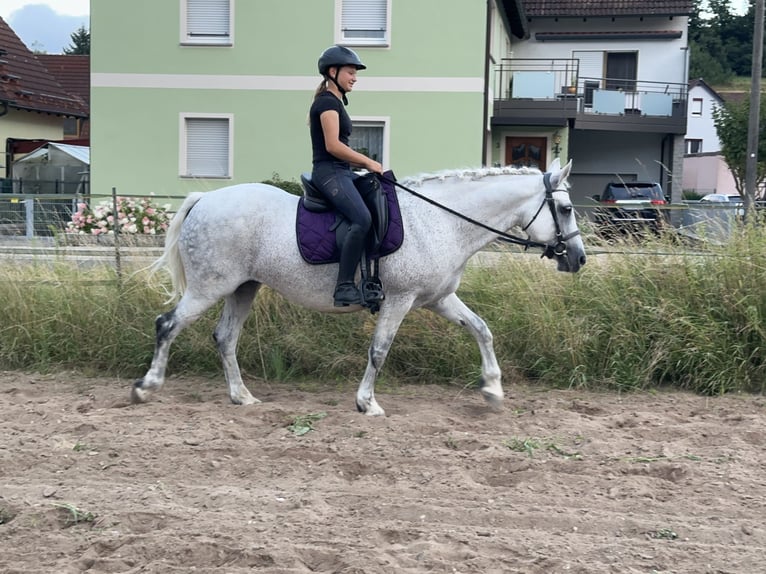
333 226 365 307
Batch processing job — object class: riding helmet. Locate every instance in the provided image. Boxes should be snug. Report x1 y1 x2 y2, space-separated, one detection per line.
318 45 367 76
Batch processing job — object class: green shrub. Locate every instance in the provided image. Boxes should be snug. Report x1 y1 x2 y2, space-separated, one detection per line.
261 173 303 196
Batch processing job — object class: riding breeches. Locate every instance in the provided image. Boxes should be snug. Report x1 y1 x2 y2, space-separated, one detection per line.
312 161 372 284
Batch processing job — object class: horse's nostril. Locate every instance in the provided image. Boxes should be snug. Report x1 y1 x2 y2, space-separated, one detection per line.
580 255 587 265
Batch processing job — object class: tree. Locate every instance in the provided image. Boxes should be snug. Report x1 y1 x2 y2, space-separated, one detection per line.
688 0 765 81
63 25 90 55
712 97 766 205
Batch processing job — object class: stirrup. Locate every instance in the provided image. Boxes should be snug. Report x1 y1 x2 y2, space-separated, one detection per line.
361 277 385 313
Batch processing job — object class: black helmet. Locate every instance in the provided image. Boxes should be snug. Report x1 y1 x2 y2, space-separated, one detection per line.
318 45 366 76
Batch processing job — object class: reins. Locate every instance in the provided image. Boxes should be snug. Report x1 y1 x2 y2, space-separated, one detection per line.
378 171 579 259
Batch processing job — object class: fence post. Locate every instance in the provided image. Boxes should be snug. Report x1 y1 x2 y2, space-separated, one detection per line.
24 198 34 238
112 187 122 283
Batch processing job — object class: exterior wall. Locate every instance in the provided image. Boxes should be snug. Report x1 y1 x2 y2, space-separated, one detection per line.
686 84 722 153
682 154 738 196
511 17 689 87
2 109 64 163
91 0 490 197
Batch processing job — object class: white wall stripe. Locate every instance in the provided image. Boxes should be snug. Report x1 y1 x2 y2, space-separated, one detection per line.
91 73 484 93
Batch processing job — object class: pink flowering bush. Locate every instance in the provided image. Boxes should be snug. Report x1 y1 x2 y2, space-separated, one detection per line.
66 196 173 235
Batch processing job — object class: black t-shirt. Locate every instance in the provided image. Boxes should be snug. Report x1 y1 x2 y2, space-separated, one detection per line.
310 90 352 165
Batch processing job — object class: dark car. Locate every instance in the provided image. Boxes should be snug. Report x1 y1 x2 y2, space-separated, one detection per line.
592 182 667 237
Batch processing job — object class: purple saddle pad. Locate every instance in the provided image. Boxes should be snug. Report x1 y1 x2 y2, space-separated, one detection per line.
296 172 404 265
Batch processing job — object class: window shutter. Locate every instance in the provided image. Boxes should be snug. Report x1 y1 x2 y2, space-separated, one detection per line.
342 0 386 39
187 0 230 37
186 118 230 178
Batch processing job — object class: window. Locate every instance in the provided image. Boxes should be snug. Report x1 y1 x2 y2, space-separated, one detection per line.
350 118 387 165
63 117 80 137
337 0 390 46
691 98 703 116
180 114 233 178
685 139 703 154
605 52 637 92
181 0 232 45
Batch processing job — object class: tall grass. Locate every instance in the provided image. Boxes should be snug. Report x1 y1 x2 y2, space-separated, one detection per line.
2 226 766 395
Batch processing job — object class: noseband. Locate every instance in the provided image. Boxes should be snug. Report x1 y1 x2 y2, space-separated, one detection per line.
520 172 581 259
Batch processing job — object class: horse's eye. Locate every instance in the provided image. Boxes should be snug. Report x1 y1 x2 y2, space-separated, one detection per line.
560 205 573 215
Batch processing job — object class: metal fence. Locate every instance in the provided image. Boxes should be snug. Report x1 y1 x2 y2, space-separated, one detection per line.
0 194 78 237
0 190 182 239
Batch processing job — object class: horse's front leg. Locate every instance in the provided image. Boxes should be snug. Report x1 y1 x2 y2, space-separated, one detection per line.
356 298 412 416
214 281 261 405
427 293 503 410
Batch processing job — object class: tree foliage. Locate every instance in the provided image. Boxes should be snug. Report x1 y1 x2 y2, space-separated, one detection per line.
712 98 766 197
689 0 762 82
63 25 90 55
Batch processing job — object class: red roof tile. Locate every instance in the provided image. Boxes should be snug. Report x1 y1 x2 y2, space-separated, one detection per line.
0 18 87 117
38 54 89 106
523 0 694 17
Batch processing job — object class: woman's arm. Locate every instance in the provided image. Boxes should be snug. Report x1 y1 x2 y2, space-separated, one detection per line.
320 110 383 174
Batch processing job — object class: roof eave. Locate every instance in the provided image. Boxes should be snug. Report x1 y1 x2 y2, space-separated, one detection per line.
499 0 529 40
3 100 88 119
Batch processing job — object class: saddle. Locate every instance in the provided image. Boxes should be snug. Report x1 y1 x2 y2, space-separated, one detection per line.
296 170 404 313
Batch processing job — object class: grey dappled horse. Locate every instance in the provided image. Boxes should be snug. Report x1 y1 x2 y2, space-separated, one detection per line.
133 159 586 415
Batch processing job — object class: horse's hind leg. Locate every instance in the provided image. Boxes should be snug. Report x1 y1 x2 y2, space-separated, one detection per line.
132 292 218 404
214 281 261 405
427 293 503 410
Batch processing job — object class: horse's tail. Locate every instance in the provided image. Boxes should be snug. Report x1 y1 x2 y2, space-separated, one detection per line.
150 192 205 303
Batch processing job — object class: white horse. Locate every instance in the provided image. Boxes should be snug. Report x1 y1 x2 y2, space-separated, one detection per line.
133 159 586 415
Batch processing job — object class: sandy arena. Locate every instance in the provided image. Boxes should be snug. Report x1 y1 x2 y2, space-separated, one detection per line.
1 371 764 573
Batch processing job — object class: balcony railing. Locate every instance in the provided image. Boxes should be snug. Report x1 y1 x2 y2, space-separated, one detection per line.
493 58 688 120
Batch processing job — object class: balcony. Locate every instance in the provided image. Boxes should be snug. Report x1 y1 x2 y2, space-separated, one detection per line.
492 58 688 133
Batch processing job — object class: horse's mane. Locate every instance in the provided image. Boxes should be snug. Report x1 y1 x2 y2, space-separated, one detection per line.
400 165 542 187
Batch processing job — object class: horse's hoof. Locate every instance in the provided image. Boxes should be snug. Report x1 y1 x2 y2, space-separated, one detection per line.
356 399 386 417
131 380 149 404
480 388 504 412
232 395 261 406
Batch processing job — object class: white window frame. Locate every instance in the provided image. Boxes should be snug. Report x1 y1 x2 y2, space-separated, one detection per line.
335 0 391 47
180 0 234 46
179 113 234 179
691 97 703 116
685 139 703 154
350 116 390 169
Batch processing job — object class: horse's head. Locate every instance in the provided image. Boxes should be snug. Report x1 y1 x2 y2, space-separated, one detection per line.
522 159 586 273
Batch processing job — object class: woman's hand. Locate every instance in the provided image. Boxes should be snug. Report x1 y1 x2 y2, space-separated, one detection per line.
365 159 383 174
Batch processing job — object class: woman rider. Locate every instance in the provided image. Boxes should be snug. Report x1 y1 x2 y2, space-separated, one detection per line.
309 45 383 307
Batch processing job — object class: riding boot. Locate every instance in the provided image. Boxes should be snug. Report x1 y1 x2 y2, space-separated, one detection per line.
333 226 366 307
333 282 362 307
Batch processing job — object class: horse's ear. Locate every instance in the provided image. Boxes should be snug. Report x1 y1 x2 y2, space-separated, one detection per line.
549 158 561 171
550 159 573 188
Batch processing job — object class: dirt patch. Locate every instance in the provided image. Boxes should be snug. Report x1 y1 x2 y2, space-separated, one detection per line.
1 371 765 573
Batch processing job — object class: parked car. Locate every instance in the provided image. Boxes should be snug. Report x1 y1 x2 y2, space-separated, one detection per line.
699 193 743 204
699 193 744 217
592 182 667 237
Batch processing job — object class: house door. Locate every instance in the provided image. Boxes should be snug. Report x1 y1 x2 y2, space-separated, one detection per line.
505 137 546 169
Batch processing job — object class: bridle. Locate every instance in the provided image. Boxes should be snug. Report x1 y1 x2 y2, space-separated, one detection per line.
519 172 581 259
379 171 580 260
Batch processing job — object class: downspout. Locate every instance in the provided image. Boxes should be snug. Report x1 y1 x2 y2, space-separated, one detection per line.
0 102 9 178
481 0 492 166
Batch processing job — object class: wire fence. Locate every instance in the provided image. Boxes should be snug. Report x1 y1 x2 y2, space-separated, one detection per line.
0 189 183 238
0 185 757 247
